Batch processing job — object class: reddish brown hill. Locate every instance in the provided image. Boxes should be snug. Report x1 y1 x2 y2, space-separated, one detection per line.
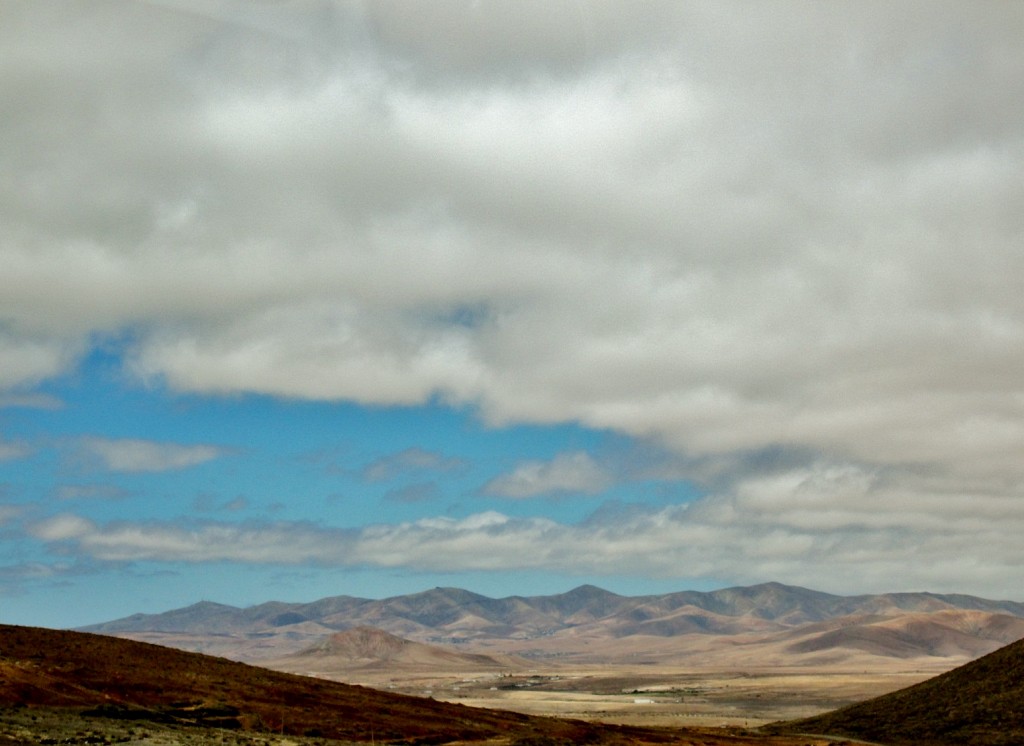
782 610 1024 660
775 635 1024 745
0 624 676 744
285 625 521 669
305 625 419 659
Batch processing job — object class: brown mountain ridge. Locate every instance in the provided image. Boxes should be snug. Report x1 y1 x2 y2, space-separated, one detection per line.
80 582 1024 667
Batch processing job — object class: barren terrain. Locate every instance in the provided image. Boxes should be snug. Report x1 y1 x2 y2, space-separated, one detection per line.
270 654 944 730
0 624 845 746
258 625 961 729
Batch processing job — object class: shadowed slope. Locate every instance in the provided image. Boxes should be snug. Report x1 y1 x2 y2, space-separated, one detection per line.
0 624 674 744
775 636 1024 745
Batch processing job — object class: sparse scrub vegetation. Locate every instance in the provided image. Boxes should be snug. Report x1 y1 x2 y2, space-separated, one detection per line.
771 636 1024 744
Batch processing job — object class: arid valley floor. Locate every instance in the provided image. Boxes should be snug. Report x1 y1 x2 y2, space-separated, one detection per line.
284 658 947 730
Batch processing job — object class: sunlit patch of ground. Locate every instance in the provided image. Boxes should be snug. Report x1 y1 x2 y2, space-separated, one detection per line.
306 663 946 730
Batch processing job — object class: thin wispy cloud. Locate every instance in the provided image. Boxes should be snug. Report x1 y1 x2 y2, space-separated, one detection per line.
0 440 32 462
482 451 612 498
32 462 1024 595
54 484 132 501
192 493 250 513
361 447 466 483
0 505 23 526
0 393 63 410
383 482 440 504
77 438 230 473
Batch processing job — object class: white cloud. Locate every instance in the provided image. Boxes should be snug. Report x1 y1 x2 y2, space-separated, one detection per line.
30 464 1024 596
32 513 355 565
483 451 612 498
0 331 81 391
32 513 95 542
3 1 1024 595
78 437 229 473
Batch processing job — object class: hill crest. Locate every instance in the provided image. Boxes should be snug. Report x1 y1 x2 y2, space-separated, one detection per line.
777 635 1024 744
0 623 663 745
275 625 525 674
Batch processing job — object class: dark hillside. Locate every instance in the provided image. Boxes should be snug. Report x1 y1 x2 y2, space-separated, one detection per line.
774 636 1024 745
0 624 671 744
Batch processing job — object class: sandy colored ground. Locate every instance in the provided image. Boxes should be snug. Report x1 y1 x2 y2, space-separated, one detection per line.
307 661 950 729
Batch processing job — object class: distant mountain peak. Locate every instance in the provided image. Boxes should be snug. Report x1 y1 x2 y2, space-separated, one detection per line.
563 584 617 598
184 600 238 612
401 586 490 604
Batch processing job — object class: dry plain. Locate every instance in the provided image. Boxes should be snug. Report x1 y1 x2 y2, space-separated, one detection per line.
259 621 964 731
280 659 951 730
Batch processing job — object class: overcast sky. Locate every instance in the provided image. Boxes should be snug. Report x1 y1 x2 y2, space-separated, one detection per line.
3 0 1024 628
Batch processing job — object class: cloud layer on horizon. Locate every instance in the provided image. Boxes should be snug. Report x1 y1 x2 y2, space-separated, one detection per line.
3 1 1024 598
30 457 1024 596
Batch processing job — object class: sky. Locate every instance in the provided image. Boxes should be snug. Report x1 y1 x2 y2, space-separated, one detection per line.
2 0 1024 630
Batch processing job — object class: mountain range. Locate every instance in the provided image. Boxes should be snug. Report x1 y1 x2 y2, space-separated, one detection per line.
80 582 1024 668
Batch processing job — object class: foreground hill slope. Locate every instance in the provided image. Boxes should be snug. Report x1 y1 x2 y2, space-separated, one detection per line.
776 636 1024 745
0 624 676 745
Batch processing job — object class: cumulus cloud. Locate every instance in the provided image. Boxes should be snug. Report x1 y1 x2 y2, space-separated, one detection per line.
482 451 612 498
77 437 229 473
0 332 81 392
2 0 1020 487
4 1 1024 595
